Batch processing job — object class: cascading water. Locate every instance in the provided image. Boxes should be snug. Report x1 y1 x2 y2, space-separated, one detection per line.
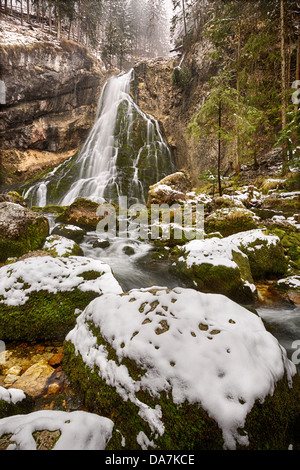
23 69 175 207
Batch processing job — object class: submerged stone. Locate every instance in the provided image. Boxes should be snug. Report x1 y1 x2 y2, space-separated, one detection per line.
63 287 299 450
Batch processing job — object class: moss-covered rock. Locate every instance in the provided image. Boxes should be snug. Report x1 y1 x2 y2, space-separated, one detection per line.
226 229 288 280
31 205 66 215
63 287 300 450
267 228 300 273
170 237 257 304
43 235 84 257
205 207 260 237
51 223 86 243
0 202 49 262
0 255 122 342
55 198 102 231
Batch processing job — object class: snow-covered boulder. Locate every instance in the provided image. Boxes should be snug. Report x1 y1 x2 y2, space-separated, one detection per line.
226 229 288 280
0 255 122 342
63 287 299 450
275 275 300 306
43 235 84 258
171 237 257 304
0 410 114 450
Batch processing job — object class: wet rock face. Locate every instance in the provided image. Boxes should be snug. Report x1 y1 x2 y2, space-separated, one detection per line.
0 40 107 153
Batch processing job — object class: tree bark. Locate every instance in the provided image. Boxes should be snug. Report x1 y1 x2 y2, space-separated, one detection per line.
280 0 287 162
218 101 222 197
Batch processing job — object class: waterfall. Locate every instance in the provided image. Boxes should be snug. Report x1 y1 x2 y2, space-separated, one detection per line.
23 69 174 207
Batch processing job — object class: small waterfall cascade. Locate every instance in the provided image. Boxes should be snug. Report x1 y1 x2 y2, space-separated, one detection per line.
23 69 175 207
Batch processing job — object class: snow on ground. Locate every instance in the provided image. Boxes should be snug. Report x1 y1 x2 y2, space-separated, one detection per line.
0 255 122 307
0 410 114 450
66 287 296 449
0 385 26 404
0 15 61 47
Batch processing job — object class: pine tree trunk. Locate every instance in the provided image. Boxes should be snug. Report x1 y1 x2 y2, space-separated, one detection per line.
280 0 287 162
182 0 187 37
218 101 223 197
26 0 29 21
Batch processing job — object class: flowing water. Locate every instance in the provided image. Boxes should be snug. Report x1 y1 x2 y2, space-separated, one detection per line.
23 69 174 207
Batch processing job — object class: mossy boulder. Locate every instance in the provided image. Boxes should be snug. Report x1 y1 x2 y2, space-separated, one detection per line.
55 198 102 231
31 205 66 215
205 207 260 237
267 228 300 273
226 229 288 280
0 255 122 342
55 198 118 232
0 202 49 263
63 287 300 450
51 224 86 243
43 235 84 257
171 237 257 304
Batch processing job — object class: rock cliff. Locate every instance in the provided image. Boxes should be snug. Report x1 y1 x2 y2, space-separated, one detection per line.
0 18 111 187
132 40 227 187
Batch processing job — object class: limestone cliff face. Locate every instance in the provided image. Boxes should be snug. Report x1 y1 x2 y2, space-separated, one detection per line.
0 38 110 186
132 40 223 187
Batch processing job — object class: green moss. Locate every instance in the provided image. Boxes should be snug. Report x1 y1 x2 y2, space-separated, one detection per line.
268 229 300 272
31 205 66 215
238 239 288 280
0 290 98 342
241 374 300 450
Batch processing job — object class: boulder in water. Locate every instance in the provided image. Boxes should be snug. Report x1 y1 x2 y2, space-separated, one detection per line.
0 202 49 262
171 237 257 304
51 223 86 244
55 198 110 231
